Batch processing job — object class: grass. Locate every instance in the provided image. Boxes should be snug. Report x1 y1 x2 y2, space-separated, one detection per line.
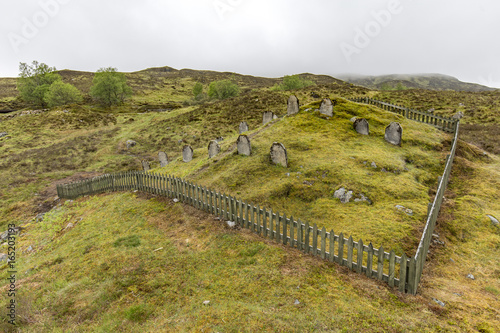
0 67 498 332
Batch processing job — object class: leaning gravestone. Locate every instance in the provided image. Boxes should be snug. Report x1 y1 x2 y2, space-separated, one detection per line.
353 118 369 135
385 122 402 146
319 98 333 117
237 135 251 156
270 142 288 167
158 151 169 167
208 140 221 158
142 160 150 172
239 121 249 134
182 145 193 162
263 111 275 125
287 95 299 115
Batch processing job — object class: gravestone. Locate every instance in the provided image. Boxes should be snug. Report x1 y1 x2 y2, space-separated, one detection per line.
319 98 333 117
182 145 193 162
385 122 402 146
287 95 299 115
237 135 251 156
142 160 150 172
270 142 288 167
208 140 221 158
158 152 169 167
239 121 249 134
263 111 275 125
353 118 369 135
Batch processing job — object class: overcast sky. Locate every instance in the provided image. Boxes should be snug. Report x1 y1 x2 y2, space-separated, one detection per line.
1 0 499 87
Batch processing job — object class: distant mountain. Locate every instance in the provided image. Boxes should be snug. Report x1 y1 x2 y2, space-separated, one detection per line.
337 73 496 92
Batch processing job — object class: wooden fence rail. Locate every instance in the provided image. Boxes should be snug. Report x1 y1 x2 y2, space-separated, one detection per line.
56 98 460 295
347 97 457 133
57 171 409 291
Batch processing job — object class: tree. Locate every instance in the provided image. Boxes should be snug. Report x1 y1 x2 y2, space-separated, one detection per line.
90 67 132 107
192 82 203 99
44 81 83 107
271 74 314 91
207 79 240 100
17 61 62 107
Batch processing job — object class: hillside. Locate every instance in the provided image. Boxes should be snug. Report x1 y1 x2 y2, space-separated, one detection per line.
338 73 497 92
0 67 499 332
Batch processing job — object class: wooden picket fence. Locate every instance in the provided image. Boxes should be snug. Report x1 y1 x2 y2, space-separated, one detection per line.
56 98 460 295
57 172 410 292
348 97 457 133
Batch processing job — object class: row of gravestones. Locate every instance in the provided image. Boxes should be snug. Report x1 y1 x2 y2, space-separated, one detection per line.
142 111 285 171
141 95 403 171
287 95 403 146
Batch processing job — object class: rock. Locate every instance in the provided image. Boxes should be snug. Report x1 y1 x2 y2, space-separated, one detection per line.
158 151 169 167
126 140 137 149
208 140 221 159
371 162 377 168
27 245 33 251
35 213 45 222
294 299 300 305
142 160 150 172
486 215 499 226
270 142 288 167
395 205 413 216
263 111 275 125
303 180 314 186
432 298 445 307
203 300 210 305
334 188 353 204
385 122 403 146
452 111 464 120
466 274 475 280
226 221 236 228
319 98 333 117
64 223 74 230
354 194 372 205
0 132 8 138
0 253 7 261
350 117 357 123
239 121 249 134
287 95 299 116
353 118 369 135
173 198 179 203
427 108 435 113
237 135 251 156
286 173 290 177
182 145 194 162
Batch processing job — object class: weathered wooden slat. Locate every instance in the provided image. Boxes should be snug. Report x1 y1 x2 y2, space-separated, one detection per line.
256 205 261 235
263 209 268 237
338 233 344 265
297 219 302 250
276 212 281 242
320 227 326 260
347 236 354 270
389 250 396 288
312 224 318 256
367 243 373 277
329 230 335 262
269 209 274 239
282 214 288 245
399 254 407 293
377 245 384 281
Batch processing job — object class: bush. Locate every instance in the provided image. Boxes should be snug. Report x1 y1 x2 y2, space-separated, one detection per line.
44 81 83 107
17 61 62 107
272 74 314 91
207 79 240 100
192 82 203 99
90 67 132 107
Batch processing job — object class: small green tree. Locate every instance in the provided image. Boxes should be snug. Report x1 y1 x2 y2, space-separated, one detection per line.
90 67 132 107
44 81 83 107
272 75 314 91
207 79 240 100
17 61 62 107
192 82 203 99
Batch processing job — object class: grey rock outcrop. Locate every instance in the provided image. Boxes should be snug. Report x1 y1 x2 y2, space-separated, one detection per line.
334 188 353 204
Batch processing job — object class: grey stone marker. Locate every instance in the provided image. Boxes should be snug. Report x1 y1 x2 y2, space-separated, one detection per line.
237 135 251 156
158 151 168 167
182 145 193 162
287 95 299 116
270 142 288 167
239 121 249 134
263 111 275 125
385 122 402 146
142 160 150 172
319 98 333 117
208 140 221 158
353 118 369 135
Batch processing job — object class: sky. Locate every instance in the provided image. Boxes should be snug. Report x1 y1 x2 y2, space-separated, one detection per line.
1 0 499 88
